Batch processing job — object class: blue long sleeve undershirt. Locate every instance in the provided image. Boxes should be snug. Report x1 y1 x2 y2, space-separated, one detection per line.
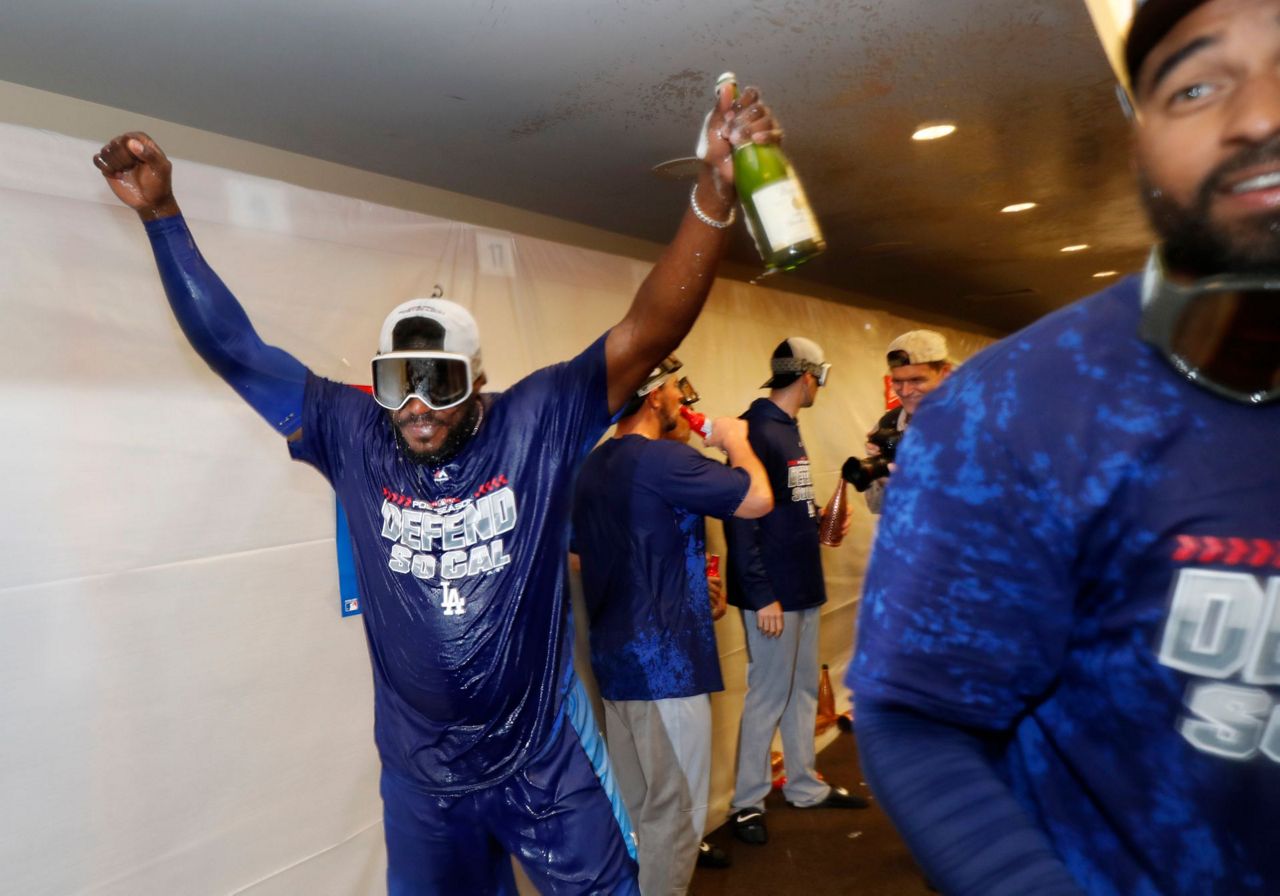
144 214 308 436
855 697 1084 896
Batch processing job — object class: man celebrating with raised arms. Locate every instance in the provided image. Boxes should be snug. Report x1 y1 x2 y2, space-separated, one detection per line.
93 81 781 895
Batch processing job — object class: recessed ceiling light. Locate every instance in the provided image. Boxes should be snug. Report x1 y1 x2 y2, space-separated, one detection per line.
1061 244 1089 253
1092 270 1118 278
1001 202 1037 213
912 123 956 141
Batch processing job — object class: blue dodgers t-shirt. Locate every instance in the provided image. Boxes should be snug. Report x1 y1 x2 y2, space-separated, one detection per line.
289 335 611 794
573 436 749 701
850 277 1280 896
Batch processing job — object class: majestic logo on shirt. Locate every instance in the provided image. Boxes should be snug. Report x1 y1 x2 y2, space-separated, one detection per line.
1156 536 1280 764
378 483 518 616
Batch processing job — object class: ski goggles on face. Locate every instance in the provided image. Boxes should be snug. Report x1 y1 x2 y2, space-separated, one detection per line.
676 377 700 406
1140 254 1280 404
371 351 475 411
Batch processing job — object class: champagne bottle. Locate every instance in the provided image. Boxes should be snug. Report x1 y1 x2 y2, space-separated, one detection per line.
719 72 826 273
818 478 848 546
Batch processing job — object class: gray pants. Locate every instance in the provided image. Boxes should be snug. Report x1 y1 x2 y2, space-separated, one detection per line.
731 605 831 811
603 695 711 896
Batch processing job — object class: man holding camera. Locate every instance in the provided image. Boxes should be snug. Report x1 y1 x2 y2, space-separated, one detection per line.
856 330 952 514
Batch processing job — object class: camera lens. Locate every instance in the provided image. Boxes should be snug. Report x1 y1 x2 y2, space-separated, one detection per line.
842 455 891 492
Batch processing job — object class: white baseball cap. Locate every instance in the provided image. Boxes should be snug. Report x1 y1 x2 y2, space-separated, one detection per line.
887 330 949 367
378 298 483 376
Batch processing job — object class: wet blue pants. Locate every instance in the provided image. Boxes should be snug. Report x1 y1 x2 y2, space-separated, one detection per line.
383 690 639 895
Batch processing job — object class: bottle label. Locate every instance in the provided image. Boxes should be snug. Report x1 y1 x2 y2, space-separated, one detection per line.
752 178 821 251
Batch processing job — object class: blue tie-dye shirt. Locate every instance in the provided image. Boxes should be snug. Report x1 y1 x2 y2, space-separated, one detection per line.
850 277 1280 895
573 435 749 701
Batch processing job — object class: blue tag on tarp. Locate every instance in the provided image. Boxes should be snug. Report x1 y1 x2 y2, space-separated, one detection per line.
336 497 362 617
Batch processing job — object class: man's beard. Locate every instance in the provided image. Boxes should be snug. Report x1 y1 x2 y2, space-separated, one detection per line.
1141 136 1280 276
660 407 679 434
391 396 482 466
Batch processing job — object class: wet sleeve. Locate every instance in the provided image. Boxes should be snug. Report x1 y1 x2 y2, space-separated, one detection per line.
507 332 612 463
856 698 1084 896
287 374 380 483
650 444 751 520
144 214 308 436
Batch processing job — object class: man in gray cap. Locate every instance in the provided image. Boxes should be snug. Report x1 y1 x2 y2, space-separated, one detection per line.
856 330 953 513
849 2 1280 894
724 337 868 848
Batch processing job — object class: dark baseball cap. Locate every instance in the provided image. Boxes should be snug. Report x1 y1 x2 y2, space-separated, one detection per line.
762 337 829 388
1125 0 1209 88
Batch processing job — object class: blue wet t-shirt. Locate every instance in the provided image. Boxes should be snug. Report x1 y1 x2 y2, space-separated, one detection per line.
850 276 1280 895
289 335 611 794
572 436 749 701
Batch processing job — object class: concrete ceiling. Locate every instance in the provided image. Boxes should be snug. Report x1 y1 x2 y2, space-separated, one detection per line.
0 0 1154 333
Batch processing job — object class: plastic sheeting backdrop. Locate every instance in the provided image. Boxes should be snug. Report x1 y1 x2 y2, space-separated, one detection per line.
0 122 992 895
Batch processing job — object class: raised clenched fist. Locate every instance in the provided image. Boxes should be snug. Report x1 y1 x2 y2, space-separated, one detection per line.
94 132 179 221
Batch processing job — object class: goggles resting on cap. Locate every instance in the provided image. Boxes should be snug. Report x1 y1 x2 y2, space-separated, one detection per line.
1140 253 1280 405
371 351 475 411
676 377 700 406
637 355 685 398
771 357 831 387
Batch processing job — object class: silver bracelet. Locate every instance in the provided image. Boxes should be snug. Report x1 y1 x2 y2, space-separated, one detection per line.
689 184 736 229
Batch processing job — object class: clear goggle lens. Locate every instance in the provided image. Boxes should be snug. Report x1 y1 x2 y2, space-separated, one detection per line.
371 352 473 411
676 376 701 406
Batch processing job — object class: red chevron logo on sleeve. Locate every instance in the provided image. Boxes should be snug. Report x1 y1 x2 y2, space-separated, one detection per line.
1224 538 1251 565
381 487 415 507
1172 535 1280 568
1173 535 1200 562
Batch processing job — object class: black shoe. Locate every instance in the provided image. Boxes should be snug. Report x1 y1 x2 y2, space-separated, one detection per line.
789 785 870 809
696 840 731 868
730 808 768 845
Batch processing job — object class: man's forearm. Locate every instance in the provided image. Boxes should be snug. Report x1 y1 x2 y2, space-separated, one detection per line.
724 434 773 517
146 215 308 436
629 168 734 346
603 168 732 410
